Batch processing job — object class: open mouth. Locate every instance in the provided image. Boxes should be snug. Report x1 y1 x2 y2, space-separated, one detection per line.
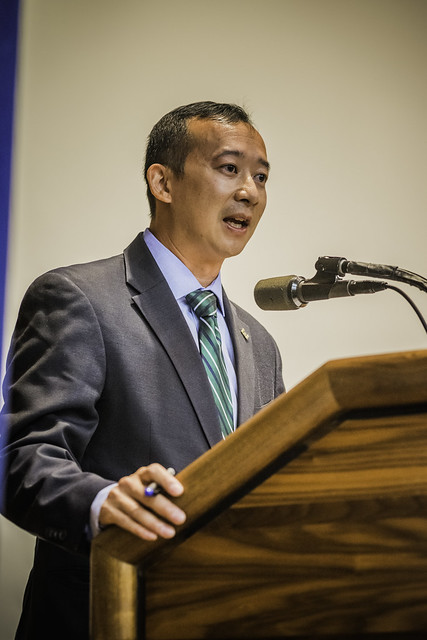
223 216 249 230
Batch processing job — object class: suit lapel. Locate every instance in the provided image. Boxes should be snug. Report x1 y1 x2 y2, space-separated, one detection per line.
124 234 223 448
223 293 256 426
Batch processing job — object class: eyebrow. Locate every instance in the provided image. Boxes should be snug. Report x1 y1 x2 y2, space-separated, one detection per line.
214 149 270 171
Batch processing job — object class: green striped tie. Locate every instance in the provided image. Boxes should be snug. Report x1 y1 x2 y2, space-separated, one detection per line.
186 290 234 438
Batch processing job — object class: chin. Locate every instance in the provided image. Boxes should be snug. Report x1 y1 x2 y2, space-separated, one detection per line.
227 237 252 257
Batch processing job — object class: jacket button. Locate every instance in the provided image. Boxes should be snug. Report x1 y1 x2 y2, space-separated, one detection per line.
45 527 67 541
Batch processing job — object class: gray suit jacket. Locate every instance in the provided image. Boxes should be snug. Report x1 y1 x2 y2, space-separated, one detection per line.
1 232 284 638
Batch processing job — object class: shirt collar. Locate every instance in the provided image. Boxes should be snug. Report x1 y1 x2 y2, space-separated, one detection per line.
143 229 226 315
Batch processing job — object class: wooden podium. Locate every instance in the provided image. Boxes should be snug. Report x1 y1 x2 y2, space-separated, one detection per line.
90 350 427 639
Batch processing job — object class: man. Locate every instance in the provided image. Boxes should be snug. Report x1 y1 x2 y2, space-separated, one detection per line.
1 102 284 638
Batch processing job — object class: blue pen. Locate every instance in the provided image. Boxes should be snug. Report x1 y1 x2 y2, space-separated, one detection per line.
144 467 176 497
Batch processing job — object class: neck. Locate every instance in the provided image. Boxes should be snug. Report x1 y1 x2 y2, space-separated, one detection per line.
193 268 220 288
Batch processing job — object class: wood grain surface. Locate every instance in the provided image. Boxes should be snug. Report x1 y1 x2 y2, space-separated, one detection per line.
143 412 427 638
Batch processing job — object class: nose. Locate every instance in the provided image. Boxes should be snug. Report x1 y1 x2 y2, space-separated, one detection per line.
234 174 259 206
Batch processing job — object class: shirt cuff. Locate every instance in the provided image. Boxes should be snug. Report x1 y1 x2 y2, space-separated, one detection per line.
89 483 118 538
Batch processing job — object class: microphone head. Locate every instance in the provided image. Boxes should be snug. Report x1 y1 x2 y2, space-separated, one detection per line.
254 275 304 310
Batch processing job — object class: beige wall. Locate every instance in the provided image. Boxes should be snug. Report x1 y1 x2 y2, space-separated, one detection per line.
1 0 426 635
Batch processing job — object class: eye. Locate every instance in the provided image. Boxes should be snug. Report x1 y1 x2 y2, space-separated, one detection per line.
255 172 268 184
221 164 237 174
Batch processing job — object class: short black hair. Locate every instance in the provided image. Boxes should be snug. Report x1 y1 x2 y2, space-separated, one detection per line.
144 101 253 217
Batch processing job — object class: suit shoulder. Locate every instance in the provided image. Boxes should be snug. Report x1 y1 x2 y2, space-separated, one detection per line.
51 253 123 285
27 253 125 296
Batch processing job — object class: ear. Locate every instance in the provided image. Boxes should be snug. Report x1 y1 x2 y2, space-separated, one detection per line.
146 164 172 204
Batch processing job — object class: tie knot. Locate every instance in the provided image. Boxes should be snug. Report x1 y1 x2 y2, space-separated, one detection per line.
186 290 218 319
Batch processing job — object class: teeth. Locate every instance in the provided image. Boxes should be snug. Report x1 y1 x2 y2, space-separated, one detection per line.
225 217 247 229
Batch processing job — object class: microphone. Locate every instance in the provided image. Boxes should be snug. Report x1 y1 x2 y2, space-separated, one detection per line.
254 275 387 311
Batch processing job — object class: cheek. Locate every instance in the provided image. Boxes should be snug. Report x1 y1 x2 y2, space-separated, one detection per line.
189 185 218 211
255 200 266 222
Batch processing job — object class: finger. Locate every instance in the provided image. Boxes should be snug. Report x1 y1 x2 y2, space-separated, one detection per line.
100 489 178 539
137 463 184 497
101 503 169 541
141 492 186 526
109 479 186 528
117 471 184 517
114 473 186 525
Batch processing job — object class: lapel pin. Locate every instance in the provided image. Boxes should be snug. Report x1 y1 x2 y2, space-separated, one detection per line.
240 328 250 341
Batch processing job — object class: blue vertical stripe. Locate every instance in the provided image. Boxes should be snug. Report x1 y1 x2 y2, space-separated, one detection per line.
0 0 21 504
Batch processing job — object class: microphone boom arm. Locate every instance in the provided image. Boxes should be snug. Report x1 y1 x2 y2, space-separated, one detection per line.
315 256 427 294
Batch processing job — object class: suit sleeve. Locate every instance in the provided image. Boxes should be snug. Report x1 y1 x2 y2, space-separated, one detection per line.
273 340 285 399
1 271 114 554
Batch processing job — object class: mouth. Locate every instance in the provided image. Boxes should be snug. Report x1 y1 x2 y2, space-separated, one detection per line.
223 215 250 230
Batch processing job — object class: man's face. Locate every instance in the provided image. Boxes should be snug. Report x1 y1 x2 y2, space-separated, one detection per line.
159 118 269 276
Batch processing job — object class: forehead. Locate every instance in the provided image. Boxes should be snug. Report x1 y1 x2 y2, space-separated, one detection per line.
187 118 268 164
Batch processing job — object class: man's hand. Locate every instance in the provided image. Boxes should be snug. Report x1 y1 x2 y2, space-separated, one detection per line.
99 463 186 541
